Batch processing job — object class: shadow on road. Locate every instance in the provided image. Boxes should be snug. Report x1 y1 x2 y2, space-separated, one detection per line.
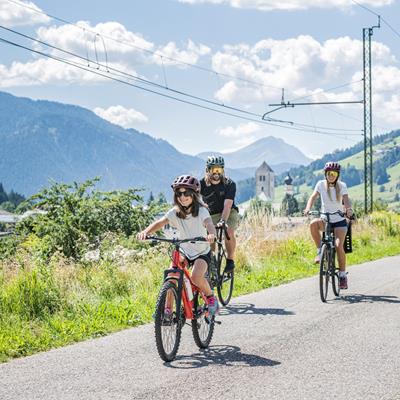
165 345 280 369
335 294 400 304
219 302 295 316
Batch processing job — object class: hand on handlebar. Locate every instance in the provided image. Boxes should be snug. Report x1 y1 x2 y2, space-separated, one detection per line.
216 219 226 228
136 231 149 241
207 233 216 244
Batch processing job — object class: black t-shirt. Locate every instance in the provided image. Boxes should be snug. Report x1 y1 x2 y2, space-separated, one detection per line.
200 178 238 215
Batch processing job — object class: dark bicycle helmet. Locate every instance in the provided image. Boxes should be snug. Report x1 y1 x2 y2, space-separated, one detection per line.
171 175 200 192
323 161 341 173
206 155 225 169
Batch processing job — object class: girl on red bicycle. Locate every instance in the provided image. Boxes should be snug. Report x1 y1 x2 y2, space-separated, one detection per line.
304 162 353 289
137 175 219 315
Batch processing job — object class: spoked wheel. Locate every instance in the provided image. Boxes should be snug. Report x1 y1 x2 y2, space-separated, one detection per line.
332 268 341 297
154 280 183 362
191 292 215 348
319 244 329 303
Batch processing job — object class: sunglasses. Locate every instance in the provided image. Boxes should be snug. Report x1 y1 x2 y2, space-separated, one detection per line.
175 190 193 198
326 171 339 178
210 166 224 174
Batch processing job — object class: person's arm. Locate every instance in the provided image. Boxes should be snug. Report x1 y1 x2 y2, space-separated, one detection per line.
204 217 217 244
137 216 169 240
304 191 319 215
220 180 236 223
342 194 353 217
220 199 233 222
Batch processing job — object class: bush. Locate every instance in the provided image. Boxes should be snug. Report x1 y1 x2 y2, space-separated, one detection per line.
13 178 161 260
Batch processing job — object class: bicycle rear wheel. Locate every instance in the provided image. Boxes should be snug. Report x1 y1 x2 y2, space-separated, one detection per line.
154 280 183 362
217 269 234 306
191 292 215 348
319 244 329 303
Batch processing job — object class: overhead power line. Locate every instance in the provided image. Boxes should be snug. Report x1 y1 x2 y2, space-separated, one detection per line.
0 24 363 137
0 34 361 141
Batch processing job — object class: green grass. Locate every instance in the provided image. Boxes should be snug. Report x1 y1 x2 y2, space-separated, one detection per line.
1 211 400 363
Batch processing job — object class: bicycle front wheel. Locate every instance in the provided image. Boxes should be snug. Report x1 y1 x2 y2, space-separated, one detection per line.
154 280 183 362
217 269 234 306
191 292 215 348
319 244 329 303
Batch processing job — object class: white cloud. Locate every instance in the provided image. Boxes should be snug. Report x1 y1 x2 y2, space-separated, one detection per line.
178 0 393 11
0 58 133 88
93 105 148 128
0 0 50 27
217 121 260 138
211 35 399 107
152 40 211 67
0 20 210 87
36 22 210 67
217 122 261 150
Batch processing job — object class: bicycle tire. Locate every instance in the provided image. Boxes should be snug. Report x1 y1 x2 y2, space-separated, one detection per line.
217 269 234 306
154 280 183 362
332 262 341 297
191 292 215 348
319 244 329 303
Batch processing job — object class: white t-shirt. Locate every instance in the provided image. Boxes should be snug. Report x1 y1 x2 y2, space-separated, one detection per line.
314 180 348 223
165 206 211 260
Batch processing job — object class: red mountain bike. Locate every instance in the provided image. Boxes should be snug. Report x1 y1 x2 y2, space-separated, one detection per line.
147 236 216 362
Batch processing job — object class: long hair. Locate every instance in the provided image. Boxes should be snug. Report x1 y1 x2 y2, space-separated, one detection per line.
324 177 341 202
173 190 206 219
204 169 229 186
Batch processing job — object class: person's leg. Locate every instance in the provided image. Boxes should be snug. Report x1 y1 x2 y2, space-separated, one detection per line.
310 218 324 247
191 257 219 314
335 226 348 289
224 209 239 272
191 258 213 296
334 227 347 271
310 218 325 262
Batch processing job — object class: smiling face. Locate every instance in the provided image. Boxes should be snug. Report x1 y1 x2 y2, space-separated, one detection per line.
175 188 194 207
325 170 339 184
209 166 224 182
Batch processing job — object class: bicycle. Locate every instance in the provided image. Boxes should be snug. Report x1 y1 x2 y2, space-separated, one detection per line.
148 236 217 362
309 210 351 302
208 223 234 306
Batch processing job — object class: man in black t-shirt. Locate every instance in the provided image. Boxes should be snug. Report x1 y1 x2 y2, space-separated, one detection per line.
200 155 239 273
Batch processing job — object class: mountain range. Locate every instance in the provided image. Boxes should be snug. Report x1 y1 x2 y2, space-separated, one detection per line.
0 91 310 198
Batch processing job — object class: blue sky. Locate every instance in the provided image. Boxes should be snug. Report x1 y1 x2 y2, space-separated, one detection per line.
1 0 400 160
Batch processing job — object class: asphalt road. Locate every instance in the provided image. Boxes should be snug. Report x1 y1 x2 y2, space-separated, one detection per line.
1 256 400 400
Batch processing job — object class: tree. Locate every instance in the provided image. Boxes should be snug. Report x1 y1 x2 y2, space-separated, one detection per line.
281 194 299 216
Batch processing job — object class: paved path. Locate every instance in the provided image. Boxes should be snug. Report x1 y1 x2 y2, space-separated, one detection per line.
1 256 400 400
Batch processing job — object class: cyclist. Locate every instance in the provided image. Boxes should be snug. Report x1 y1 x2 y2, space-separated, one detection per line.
137 175 219 315
304 162 353 289
200 155 239 273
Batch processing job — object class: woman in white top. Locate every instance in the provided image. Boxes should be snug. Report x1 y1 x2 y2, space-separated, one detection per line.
137 175 219 315
304 162 353 289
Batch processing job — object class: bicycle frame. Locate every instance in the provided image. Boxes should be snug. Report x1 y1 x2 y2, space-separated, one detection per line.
151 236 208 321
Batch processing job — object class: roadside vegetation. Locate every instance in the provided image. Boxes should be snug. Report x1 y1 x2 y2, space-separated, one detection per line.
1 180 400 363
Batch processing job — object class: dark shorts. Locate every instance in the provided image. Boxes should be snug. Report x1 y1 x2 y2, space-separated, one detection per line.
188 251 211 268
330 219 348 229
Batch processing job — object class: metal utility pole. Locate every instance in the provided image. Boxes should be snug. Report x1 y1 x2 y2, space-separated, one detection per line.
363 18 380 214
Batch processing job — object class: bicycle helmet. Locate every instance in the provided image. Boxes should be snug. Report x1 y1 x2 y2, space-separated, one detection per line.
171 175 200 192
206 155 225 169
323 161 341 173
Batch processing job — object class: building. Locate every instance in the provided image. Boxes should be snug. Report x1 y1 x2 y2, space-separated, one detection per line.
255 161 274 201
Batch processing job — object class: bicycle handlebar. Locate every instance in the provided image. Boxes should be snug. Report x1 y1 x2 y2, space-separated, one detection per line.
215 222 231 241
307 210 355 220
146 235 208 244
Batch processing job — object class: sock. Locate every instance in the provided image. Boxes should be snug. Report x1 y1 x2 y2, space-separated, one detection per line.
339 271 347 278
